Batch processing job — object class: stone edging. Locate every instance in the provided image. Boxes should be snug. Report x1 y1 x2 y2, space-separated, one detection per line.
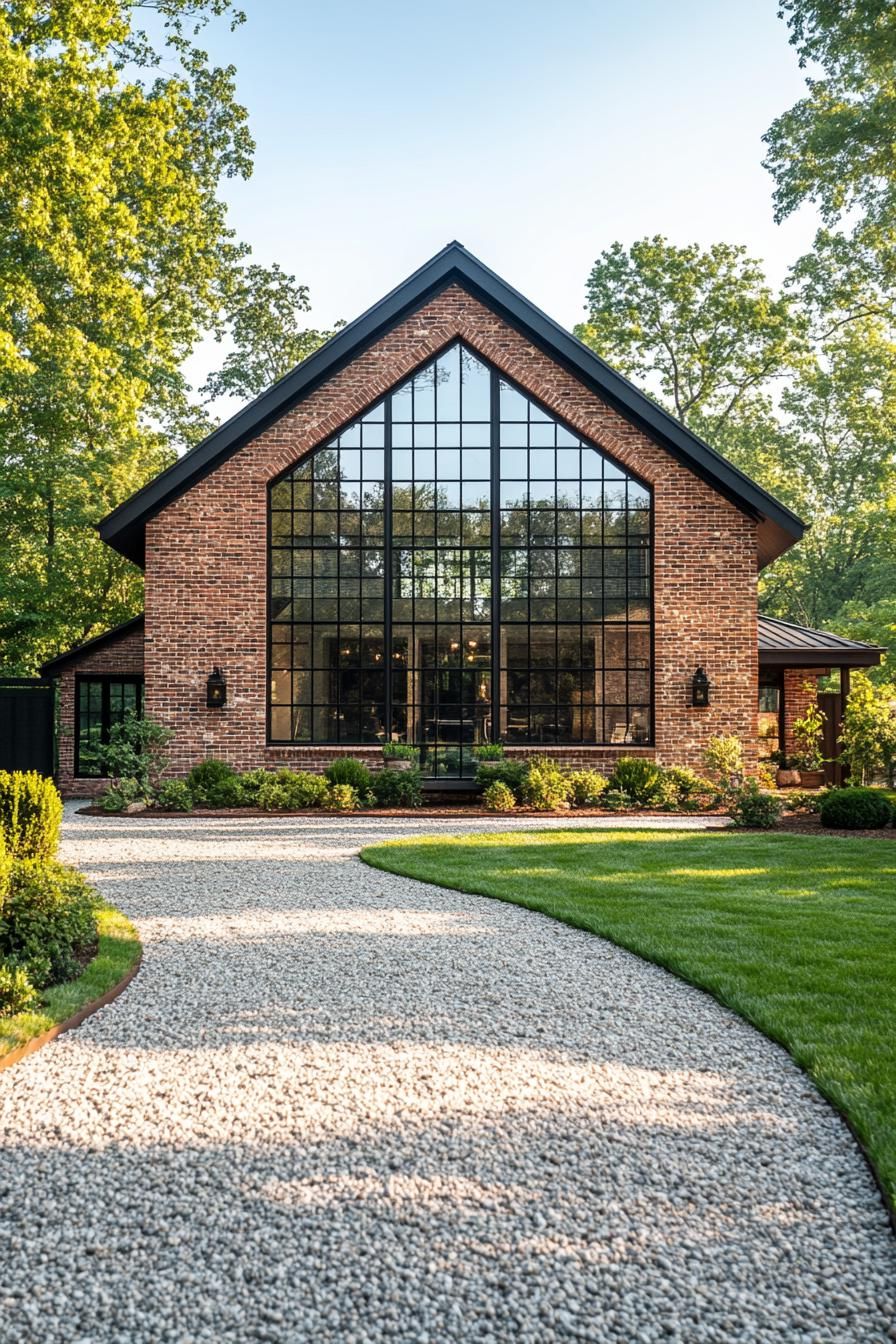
0 955 142 1073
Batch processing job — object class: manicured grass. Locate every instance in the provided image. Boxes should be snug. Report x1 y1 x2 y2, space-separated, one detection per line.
0 904 141 1059
362 828 896 1204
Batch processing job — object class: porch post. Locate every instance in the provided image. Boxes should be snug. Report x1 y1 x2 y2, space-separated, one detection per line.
839 666 851 785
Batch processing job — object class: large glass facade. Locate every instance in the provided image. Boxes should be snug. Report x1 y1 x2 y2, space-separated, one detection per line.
269 341 652 776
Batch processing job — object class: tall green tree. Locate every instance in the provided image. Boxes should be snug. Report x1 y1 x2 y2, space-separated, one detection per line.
764 1 896 296
0 0 327 674
575 237 805 429
202 263 340 404
576 237 896 671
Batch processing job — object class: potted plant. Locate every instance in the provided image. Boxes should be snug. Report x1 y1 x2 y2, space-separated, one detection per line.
770 750 801 788
792 697 827 789
382 742 420 772
472 742 505 762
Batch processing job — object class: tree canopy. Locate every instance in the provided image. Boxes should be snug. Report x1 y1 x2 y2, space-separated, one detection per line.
0 0 330 673
576 236 896 672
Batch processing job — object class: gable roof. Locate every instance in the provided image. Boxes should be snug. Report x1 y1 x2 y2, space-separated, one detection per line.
758 615 884 667
39 614 145 676
98 241 806 568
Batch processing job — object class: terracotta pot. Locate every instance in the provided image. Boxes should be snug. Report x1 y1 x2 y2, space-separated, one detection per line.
384 757 414 771
799 768 825 789
776 768 801 788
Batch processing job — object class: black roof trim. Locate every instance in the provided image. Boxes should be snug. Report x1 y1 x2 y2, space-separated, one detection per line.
758 615 884 667
98 241 806 568
40 615 145 677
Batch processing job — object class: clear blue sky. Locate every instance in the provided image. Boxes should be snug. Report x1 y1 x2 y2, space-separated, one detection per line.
194 0 818 374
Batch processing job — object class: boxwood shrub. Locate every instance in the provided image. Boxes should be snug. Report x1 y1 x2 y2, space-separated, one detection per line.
476 760 527 802
1 860 97 988
186 759 244 808
0 770 63 860
369 767 423 808
257 770 329 811
819 787 893 830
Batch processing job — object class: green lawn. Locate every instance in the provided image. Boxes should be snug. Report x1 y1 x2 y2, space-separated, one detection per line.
362 828 896 1205
0 903 141 1060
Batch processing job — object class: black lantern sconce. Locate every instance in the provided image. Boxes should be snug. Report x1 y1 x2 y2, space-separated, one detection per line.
691 666 710 708
206 666 227 709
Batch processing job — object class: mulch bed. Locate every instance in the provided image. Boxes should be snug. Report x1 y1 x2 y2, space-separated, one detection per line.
775 813 896 841
77 804 727 821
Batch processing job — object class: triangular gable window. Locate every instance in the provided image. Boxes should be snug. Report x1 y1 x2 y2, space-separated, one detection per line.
270 341 651 774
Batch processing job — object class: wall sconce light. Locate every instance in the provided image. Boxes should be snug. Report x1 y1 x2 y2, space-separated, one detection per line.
206 666 227 709
691 666 710 708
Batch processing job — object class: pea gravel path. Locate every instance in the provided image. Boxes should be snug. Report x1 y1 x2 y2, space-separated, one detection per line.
1 807 894 1344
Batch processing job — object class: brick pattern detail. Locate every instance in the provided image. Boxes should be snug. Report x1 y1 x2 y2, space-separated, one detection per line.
89 284 760 784
783 667 826 760
56 626 145 797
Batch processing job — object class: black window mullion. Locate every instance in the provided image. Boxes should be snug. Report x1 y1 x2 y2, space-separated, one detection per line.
384 393 393 740
489 367 501 745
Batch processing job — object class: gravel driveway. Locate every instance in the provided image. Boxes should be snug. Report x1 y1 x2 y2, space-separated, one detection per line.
0 806 893 1344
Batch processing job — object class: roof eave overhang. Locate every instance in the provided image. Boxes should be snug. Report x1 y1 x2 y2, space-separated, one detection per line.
39 614 145 677
759 648 884 667
98 244 807 569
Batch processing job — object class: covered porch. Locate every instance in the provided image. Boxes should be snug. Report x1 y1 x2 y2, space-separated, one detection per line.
758 616 885 785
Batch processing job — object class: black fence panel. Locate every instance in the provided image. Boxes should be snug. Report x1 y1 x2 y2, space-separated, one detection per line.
0 679 55 776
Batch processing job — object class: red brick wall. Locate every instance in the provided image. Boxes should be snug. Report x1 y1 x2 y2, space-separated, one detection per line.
57 626 145 797
783 667 826 760
141 284 759 778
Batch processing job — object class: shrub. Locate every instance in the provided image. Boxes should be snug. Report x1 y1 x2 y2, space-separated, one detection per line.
602 789 630 811
0 830 10 906
186 759 244 808
369 767 423 808
820 787 893 830
476 760 527 801
325 758 373 792
472 743 505 761
0 771 63 861
608 757 665 807
100 777 142 813
382 742 420 763
154 780 194 812
0 964 38 1018
703 735 745 788
482 780 516 812
520 756 572 811
660 766 719 812
238 768 270 803
566 769 608 808
326 783 360 811
257 770 329 811
785 788 829 815
0 860 98 988
101 712 172 795
727 781 782 830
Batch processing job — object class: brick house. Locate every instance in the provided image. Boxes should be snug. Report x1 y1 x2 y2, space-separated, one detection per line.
41 244 883 796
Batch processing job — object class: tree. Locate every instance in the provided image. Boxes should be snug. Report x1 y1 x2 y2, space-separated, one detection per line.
839 670 896 785
764 1 896 295
576 236 896 673
0 1 326 674
202 263 340 403
574 237 805 429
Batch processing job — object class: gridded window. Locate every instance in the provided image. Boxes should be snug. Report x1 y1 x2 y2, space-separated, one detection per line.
75 677 143 777
498 381 651 746
269 340 653 772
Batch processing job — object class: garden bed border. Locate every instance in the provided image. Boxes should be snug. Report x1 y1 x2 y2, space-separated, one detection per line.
0 955 142 1073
